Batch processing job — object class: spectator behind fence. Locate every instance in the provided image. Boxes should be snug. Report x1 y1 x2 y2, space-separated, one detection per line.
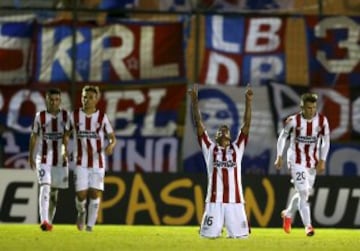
54 0 107 25
0 0 56 22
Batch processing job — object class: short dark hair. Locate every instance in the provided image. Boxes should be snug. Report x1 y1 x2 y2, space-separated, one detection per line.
215 124 230 142
300 93 318 107
46 88 61 97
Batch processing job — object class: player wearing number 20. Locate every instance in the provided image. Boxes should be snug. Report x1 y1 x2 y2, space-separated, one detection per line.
274 93 330 237
188 84 253 239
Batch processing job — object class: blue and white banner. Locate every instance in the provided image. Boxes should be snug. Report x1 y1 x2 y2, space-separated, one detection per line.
34 21 185 83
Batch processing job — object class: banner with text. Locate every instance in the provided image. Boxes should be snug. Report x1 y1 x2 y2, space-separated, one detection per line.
33 21 185 83
305 16 360 87
0 84 187 172
199 15 286 86
2 170 360 227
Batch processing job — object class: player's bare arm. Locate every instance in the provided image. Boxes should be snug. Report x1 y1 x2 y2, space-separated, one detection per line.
241 84 253 135
105 132 117 155
188 84 205 137
62 130 71 163
316 160 326 173
317 127 330 174
274 156 283 170
274 117 292 170
28 132 37 170
274 135 285 170
63 130 71 155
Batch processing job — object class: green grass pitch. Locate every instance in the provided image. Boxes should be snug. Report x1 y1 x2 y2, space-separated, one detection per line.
0 225 359 251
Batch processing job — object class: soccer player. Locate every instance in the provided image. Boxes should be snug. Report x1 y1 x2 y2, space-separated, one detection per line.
29 88 70 231
188 83 253 238
274 93 330 237
65 85 116 232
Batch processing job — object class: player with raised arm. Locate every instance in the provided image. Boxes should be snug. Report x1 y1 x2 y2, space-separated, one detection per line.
65 85 116 232
29 88 70 231
274 93 330 237
188 83 253 238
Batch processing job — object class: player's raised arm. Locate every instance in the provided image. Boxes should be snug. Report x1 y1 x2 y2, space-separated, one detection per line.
188 84 205 137
241 84 253 135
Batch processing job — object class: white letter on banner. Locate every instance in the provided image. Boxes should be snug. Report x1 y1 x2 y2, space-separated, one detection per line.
314 188 349 225
140 26 178 79
154 137 177 172
250 56 283 85
127 139 153 172
38 28 55 82
7 90 45 132
104 90 145 136
111 140 125 171
270 83 300 133
212 15 240 53
141 89 177 136
246 18 281 52
316 16 360 73
205 51 239 85
352 189 360 225
353 96 360 134
90 25 134 81
40 28 84 81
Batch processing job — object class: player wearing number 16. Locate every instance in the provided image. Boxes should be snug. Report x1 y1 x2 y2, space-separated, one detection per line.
188 84 253 238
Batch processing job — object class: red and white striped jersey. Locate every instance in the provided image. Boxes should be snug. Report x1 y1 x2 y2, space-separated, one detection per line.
198 130 248 204
32 109 69 167
283 112 330 168
69 109 114 169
